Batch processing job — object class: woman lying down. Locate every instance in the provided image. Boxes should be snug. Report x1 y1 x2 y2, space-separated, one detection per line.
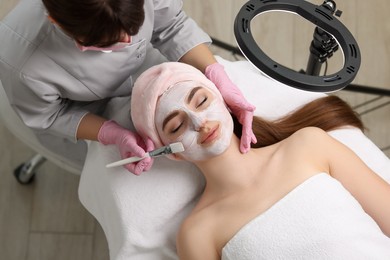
130 62 390 259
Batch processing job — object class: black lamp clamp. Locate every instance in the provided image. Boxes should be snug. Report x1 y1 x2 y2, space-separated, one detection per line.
234 0 361 92
306 0 341 76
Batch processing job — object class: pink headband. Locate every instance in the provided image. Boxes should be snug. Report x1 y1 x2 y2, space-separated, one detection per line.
131 62 222 148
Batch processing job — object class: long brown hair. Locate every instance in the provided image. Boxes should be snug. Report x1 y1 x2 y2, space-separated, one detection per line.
42 0 145 47
233 95 364 148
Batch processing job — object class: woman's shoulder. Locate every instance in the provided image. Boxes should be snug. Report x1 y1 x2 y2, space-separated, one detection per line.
269 126 329 167
177 209 219 259
292 126 328 138
178 206 215 238
284 127 329 148
279 127 333 163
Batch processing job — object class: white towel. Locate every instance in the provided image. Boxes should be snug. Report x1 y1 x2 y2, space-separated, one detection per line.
222 173 390 260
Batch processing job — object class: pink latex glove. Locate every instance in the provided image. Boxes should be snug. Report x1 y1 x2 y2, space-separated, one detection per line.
205 63 257 153
97 120 155 175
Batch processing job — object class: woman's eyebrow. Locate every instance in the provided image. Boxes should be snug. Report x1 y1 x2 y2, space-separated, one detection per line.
186 86 202 104
162 111 180 131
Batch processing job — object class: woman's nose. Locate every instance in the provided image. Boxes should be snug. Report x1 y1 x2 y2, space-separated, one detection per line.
189 112 205 131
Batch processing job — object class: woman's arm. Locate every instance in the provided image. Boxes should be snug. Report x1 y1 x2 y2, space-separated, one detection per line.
317 128 390 236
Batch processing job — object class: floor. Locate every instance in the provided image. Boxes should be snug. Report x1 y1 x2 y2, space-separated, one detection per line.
0 0 388 259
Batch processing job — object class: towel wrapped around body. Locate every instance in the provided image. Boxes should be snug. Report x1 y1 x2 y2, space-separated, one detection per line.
222 173 390 260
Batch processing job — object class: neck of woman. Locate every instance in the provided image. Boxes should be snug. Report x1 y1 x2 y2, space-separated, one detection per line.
194 135 270 196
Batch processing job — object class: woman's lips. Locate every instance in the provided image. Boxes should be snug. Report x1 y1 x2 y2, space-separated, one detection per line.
200 125 220 145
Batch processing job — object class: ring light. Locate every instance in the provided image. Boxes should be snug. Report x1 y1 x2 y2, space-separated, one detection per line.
234 0 361 92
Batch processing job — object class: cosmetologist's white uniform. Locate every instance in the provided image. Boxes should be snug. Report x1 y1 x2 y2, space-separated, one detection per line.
0 0 210 166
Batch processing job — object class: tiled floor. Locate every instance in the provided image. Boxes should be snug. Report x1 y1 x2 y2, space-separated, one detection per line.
1 0 389 259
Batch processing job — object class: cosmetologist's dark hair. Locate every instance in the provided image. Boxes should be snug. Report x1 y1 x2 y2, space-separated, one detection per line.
42 0 145 47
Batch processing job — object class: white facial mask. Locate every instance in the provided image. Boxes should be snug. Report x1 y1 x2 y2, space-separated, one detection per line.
156 81 234 162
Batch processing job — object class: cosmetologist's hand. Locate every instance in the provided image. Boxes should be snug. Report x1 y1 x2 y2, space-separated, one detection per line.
98 120 155 175
205 62 257 153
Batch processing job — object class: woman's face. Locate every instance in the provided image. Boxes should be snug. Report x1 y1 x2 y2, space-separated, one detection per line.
155 81 234 162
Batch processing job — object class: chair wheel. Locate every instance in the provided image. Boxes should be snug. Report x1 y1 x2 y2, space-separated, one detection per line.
13 163 35 185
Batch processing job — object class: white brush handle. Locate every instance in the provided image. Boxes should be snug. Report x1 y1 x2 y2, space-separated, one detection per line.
106 153 151 168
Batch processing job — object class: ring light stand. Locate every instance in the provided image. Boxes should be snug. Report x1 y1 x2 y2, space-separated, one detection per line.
234 0 360 92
